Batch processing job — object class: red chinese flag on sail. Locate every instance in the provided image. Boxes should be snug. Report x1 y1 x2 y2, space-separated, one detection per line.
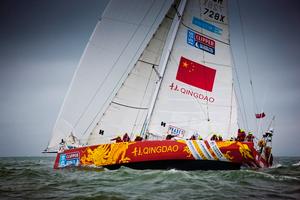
255 112 266 119
176 56 216 92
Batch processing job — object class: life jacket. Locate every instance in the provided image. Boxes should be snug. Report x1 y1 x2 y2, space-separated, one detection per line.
237 131 246 141
246 134 254 142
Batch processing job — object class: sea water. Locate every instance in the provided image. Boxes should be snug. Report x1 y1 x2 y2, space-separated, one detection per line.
0 157 299 200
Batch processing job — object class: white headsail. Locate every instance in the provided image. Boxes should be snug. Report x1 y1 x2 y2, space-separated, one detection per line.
47 0 174 151
86 7 176 145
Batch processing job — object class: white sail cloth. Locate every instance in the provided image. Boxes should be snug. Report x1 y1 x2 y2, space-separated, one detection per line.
48 0 173 151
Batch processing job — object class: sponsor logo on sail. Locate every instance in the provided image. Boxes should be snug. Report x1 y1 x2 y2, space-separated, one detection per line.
176 56 216 92
187 30 215 55
192 17 223 35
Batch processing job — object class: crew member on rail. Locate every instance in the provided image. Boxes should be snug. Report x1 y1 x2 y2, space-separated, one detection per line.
237 129 246 141
134 134 143 141
246 132 255 142
122 133 131 142
210 134 217 141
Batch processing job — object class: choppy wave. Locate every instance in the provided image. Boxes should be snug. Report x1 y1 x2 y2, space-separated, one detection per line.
292 161 300 166
0 157 299 200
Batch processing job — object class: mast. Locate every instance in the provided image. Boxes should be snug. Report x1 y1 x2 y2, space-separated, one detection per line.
141 0 187 137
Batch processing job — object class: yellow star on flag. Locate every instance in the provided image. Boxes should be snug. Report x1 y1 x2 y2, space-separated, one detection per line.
182 61 188 68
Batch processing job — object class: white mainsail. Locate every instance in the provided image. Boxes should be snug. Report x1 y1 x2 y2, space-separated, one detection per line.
47 0 173 151
147 0 238 140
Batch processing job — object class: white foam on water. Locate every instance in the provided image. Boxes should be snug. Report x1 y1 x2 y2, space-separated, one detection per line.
271 163 282 168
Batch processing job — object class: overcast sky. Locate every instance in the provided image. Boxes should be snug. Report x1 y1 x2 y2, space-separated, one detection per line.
0 0 299 157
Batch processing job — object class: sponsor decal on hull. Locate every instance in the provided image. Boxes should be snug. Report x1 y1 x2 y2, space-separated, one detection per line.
131 145 179 157
54 141 270 169
59 152 80 167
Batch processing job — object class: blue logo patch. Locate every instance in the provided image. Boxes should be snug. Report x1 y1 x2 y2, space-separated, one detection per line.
187 30 215 55
192 17 222 35
59 152 80 168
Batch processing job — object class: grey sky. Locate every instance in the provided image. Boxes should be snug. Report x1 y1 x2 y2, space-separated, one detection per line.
0 0 299 156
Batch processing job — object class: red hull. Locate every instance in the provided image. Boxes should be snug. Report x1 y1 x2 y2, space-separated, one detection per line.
54 140 270 170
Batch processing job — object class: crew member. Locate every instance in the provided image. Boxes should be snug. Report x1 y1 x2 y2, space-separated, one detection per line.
122 133 131 142
134 134 143 141
258 139 266 153
263 129 274 138
246 132 255 142
166 134 174 140
264 146 272 161
210 134 217 141
218 135 223 141
189 135 196 140
237 129 246 141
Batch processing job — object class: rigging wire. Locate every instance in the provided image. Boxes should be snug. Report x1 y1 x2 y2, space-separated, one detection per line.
230 46 249 130
226 82 234 139
236 0 259 132
257 84 269 136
